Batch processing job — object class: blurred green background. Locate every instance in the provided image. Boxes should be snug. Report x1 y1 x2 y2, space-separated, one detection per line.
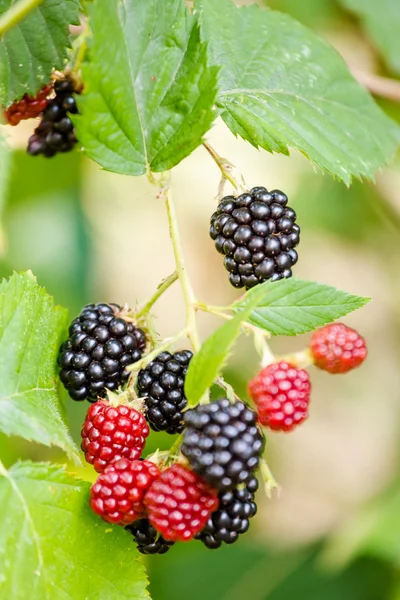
2 0 400 598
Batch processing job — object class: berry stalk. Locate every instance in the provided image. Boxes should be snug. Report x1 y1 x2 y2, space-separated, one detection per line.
136 271 179 318
162 178 201 352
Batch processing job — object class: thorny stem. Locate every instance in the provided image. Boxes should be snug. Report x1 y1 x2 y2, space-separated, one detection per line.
162 179 201 352
136 271 179 318
203 142 240 193
215 376 242 403
0 0 44 37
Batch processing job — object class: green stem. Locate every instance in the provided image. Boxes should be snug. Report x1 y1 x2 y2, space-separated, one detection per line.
136 271 178 318
0 0 44 37
259 458 280 499
195 301 271 339
163 180 201 352
127 329 187 376
215 376 241 403
203 142 239 191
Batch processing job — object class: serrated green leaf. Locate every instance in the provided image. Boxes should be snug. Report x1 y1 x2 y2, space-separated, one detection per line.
198 0 400 184
0 272 79 461
0 0 80 105
339 0 400 76
0 461 149 600
233 279 369 336
185 284 270 405
74 0 218 176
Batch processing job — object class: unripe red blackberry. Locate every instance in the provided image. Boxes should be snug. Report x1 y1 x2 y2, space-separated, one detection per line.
144 464 219 542
181 399 264 491
90 458 159 525
248 361 311 432
81 399 149 472
196 476 258 549
125 518 175 554
27 76 80 157
137 350 193 434
210 188 300 289
310 323 367 374
4 84 52 125
58 302 147 403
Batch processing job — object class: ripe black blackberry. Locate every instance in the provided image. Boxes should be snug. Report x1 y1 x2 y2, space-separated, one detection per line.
125 519 175 555
137 350 193 434
209 187 300 289
58 303 147 402
27 77 80 158
196 476 258 549
181 398 264 491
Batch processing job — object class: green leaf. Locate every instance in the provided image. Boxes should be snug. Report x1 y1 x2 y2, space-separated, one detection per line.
185 284 270 405
0 272 79 461
75 0 218 176
233 279 369 336
198 0 400 184
0 0 80 105
0 461 149 600
339 0 400 76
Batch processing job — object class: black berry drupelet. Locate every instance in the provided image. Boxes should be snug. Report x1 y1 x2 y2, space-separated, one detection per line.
181 398 264 491
137 350 193 434
27 77 80 158
58 303 147 402
209 187 300 289
196 476 258 549
125 519 175 555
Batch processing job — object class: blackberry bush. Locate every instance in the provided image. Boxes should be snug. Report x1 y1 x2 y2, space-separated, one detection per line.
58 302 147 402
137 349 193 434
27 77 80 157
209 188 300 289
181 399 264 491
196 476 258 549
0 0 378 593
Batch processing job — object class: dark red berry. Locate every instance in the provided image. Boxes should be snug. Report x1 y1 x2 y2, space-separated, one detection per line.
90 458 159 525
81 399 149 472
144 464 219 542
4 84 52 125
310 323 367 374
248 361 311 432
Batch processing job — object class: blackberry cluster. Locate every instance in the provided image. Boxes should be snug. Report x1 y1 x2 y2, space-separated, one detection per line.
137 350 193 434
27 78 79 157
196 476 258 549
210 187 300 289
58 303 147 402
181 398 264 491
126 519 175 555
4 84 52 126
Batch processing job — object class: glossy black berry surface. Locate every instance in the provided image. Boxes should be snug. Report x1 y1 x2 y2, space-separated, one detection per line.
137 350 193 434
27 76 80 158
125 519 175 555
210 187 300 289
58 303 147 402
196 476 258 549
181 398 264 491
